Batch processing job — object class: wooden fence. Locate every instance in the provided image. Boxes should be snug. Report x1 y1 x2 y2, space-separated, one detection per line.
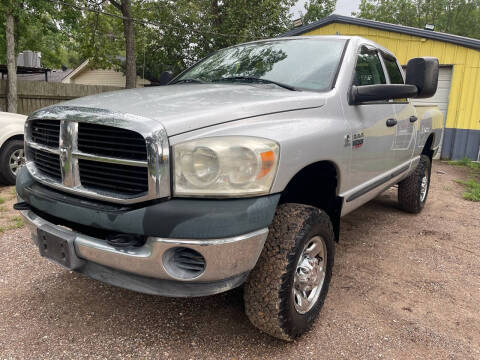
0 80 121 115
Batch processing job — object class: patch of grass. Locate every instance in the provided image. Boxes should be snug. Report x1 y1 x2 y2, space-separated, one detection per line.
0 197 4 205
10 215 24 228
449 158 480 201
448 158 480 172
0 215 25 234
0 225 16 234
457 178 480 202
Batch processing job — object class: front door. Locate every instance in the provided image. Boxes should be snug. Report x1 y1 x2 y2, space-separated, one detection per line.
344 45 397 191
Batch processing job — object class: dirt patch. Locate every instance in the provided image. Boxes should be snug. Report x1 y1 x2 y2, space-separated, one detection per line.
0 161 479 359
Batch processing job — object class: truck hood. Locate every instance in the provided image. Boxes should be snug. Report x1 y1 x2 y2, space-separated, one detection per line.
59 84 325 136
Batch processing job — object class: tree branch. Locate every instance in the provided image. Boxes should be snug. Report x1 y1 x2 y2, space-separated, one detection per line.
109 0 121 10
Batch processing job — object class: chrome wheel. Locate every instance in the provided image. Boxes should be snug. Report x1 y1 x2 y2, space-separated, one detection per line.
420 170 429 202
9 148 24 177
293 236 327 314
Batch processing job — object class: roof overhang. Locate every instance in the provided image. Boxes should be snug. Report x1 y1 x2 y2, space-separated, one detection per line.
280 15 480 51
62 59 89 82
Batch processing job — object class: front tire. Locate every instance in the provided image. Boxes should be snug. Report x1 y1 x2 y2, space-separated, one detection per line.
398 155 431 213
244 203 335 341
0 139 25 185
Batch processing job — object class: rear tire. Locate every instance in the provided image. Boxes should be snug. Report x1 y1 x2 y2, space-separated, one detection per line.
398 155 431 214
244 203 335 341
0 139 25 185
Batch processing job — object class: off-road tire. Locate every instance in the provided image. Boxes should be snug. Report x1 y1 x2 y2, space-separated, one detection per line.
244 203 335 341
0 139 24 185
398 154 431 214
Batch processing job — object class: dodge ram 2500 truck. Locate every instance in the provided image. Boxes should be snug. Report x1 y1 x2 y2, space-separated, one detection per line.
15 36 442 341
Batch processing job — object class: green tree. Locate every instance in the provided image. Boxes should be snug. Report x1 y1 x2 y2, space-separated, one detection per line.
139 0 297 80
355 0 480 39
303 0 337 24
59 0 137 86
1 0 308 88
0 0 74 111
0 1 79 69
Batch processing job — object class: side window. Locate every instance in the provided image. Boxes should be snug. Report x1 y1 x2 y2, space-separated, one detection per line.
383 56 404 84
354 47 386 86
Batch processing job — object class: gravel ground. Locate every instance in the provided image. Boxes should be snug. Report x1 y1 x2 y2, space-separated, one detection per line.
1 161 479 359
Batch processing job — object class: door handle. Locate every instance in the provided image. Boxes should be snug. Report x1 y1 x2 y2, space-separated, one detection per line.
409 115 418 123
386 118 397 127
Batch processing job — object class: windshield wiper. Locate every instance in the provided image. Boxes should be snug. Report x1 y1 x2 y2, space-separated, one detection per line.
172 78 206 84
212 76 298 91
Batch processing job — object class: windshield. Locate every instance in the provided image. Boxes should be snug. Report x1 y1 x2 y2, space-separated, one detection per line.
176 38 347 91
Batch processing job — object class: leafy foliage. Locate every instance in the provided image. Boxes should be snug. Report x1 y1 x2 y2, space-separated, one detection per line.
303 0 336 24
1 0 298 82
139 0 296 80
58 0 127 71
355 0 480 39
0 0 81 68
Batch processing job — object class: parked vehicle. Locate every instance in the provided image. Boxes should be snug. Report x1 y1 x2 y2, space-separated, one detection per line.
0 111 27 185
15 36 442 340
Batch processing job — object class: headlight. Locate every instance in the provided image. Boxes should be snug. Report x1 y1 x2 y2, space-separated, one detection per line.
173 136 279 197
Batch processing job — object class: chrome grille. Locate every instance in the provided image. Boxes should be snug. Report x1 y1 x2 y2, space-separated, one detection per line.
78 123 147 161
29 148 62 181
24 109 170 204
79 159 148 195
30 120 60 147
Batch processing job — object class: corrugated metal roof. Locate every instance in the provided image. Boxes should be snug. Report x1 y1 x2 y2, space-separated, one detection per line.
281 15 480 51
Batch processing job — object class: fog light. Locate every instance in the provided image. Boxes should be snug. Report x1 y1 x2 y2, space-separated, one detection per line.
163 247 206 280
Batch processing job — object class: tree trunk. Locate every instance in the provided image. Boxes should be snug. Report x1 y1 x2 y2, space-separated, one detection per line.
5 9 17 113
110 0 136 88
121 0 136 89
211 0 220 26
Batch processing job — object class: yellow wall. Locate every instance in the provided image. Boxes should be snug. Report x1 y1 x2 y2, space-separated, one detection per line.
303 23 480 131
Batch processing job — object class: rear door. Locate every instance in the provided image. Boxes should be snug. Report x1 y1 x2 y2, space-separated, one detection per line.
381 53 417 167
344 45 397 190
409 66 452 157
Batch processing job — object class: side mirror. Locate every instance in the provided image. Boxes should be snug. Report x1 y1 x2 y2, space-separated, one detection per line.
350 84 418 104
405 57 439 98
159 71 173 85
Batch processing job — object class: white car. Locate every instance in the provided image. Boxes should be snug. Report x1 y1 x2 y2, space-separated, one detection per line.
0 111 27 185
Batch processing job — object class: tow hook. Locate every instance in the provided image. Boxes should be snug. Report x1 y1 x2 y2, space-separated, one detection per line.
13 202 30 211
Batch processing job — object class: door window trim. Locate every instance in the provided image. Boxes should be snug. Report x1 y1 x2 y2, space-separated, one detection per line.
348 44 391 105
380 51 411 104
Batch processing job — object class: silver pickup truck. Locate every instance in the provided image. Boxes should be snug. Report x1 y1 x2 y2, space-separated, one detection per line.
15 36 442 340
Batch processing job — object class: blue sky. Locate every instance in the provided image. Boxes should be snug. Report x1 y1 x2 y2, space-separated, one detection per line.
291 0 362 18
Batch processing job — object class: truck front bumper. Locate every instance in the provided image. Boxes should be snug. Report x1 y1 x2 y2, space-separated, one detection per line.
15 166 279 296
19 205 268 297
